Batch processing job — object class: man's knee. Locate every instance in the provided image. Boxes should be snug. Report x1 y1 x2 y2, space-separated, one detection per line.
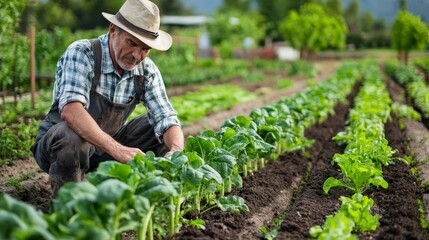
34 122 91 173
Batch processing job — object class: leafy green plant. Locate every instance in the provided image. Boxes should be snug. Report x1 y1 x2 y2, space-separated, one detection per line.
0 120 40 165
323 153 388 194
391 102 421 121
309 212 357 240
338 193 380 232
288 60 316 78
0 194 55 240
241 71 265 82
128 84 256 125
6 172 34 193
276 79 294 90
418 199 429 230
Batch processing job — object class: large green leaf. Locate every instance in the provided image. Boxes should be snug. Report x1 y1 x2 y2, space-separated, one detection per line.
186 151 204 169
87 161 132 185
185 135 218 158
215 196 249 213
0 195 55 240
96 179 133 204
206 148 236 178
180 166 204 186
137 177 178 202
199 164 223 184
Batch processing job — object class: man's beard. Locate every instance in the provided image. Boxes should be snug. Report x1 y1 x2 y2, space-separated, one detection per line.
112 42 138 71
117 56 138 71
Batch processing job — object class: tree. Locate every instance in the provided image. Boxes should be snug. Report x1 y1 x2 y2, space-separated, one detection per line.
279 3 348 59
23 0 192 31
0 0 27 37
324 0 343 16
371 19 389 48
360 12 374 32
255 0 325 41
207 9 266 58
344 0 360 32
0 0 28 95
33 2 75 30
399 0 408 10
255 0 299 40
373 19 387 32
391 11 429 65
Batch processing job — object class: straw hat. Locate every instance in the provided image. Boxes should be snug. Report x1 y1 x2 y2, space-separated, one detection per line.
102 0 172 51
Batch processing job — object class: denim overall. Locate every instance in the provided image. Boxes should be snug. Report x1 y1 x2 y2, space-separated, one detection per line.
31 39 166 195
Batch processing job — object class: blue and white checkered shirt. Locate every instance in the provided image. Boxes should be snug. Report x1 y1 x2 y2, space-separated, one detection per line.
52 33 180 140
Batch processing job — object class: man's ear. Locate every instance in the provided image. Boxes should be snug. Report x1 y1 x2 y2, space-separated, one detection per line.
109 24 116 34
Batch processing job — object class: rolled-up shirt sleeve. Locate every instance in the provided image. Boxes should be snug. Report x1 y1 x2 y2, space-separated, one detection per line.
55 40 93 112
142 59 181 142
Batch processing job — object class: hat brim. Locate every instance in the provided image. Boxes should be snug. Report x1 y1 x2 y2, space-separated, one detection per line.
102 12 172 51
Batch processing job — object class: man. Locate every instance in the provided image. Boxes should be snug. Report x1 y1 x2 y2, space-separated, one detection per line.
30 0 184 195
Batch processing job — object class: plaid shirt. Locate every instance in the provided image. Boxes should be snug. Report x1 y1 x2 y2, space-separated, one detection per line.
52 33 180 139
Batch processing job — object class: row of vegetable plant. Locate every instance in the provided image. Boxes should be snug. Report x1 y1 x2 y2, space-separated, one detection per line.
128 84 257 125
412 58 429 78
0 89 52 166
384 59 429 118
0 61 362 239
0 120 39 166
310 61 419 239
0 62 301 167
0 84 255 166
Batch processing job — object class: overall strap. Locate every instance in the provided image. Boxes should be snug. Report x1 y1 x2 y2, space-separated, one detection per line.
134 75 145 102
90 38 102 91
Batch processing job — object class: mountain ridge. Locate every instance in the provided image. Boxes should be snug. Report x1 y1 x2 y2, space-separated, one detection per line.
181 0 429 24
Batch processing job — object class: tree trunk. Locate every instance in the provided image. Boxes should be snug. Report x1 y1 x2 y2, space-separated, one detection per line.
404 51 409 66
397 51 407 65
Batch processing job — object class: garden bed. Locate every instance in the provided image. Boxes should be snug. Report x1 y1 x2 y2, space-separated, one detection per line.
1 61 428 239
171 74 429 239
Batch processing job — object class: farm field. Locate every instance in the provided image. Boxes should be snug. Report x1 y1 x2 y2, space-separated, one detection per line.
1 59 429 240
3 0 429 238
0 60 338 213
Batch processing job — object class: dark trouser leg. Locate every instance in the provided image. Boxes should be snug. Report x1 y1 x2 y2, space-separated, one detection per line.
89 114 167 170
33 122 91 196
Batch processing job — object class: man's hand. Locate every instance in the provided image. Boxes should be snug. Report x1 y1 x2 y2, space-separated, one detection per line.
164 151 175 158
62 102 145 164
111 145 145 163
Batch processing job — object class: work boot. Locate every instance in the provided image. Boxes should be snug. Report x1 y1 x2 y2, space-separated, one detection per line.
49 168 83 197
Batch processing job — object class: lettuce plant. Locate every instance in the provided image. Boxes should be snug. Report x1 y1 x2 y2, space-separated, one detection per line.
338 193 380 232
309 212 357 240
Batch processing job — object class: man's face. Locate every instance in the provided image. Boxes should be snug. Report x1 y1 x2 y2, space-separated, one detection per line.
109 25 151 71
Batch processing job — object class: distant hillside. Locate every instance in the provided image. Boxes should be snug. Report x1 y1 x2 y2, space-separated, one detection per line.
181 0 429 24
343 0 429 25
